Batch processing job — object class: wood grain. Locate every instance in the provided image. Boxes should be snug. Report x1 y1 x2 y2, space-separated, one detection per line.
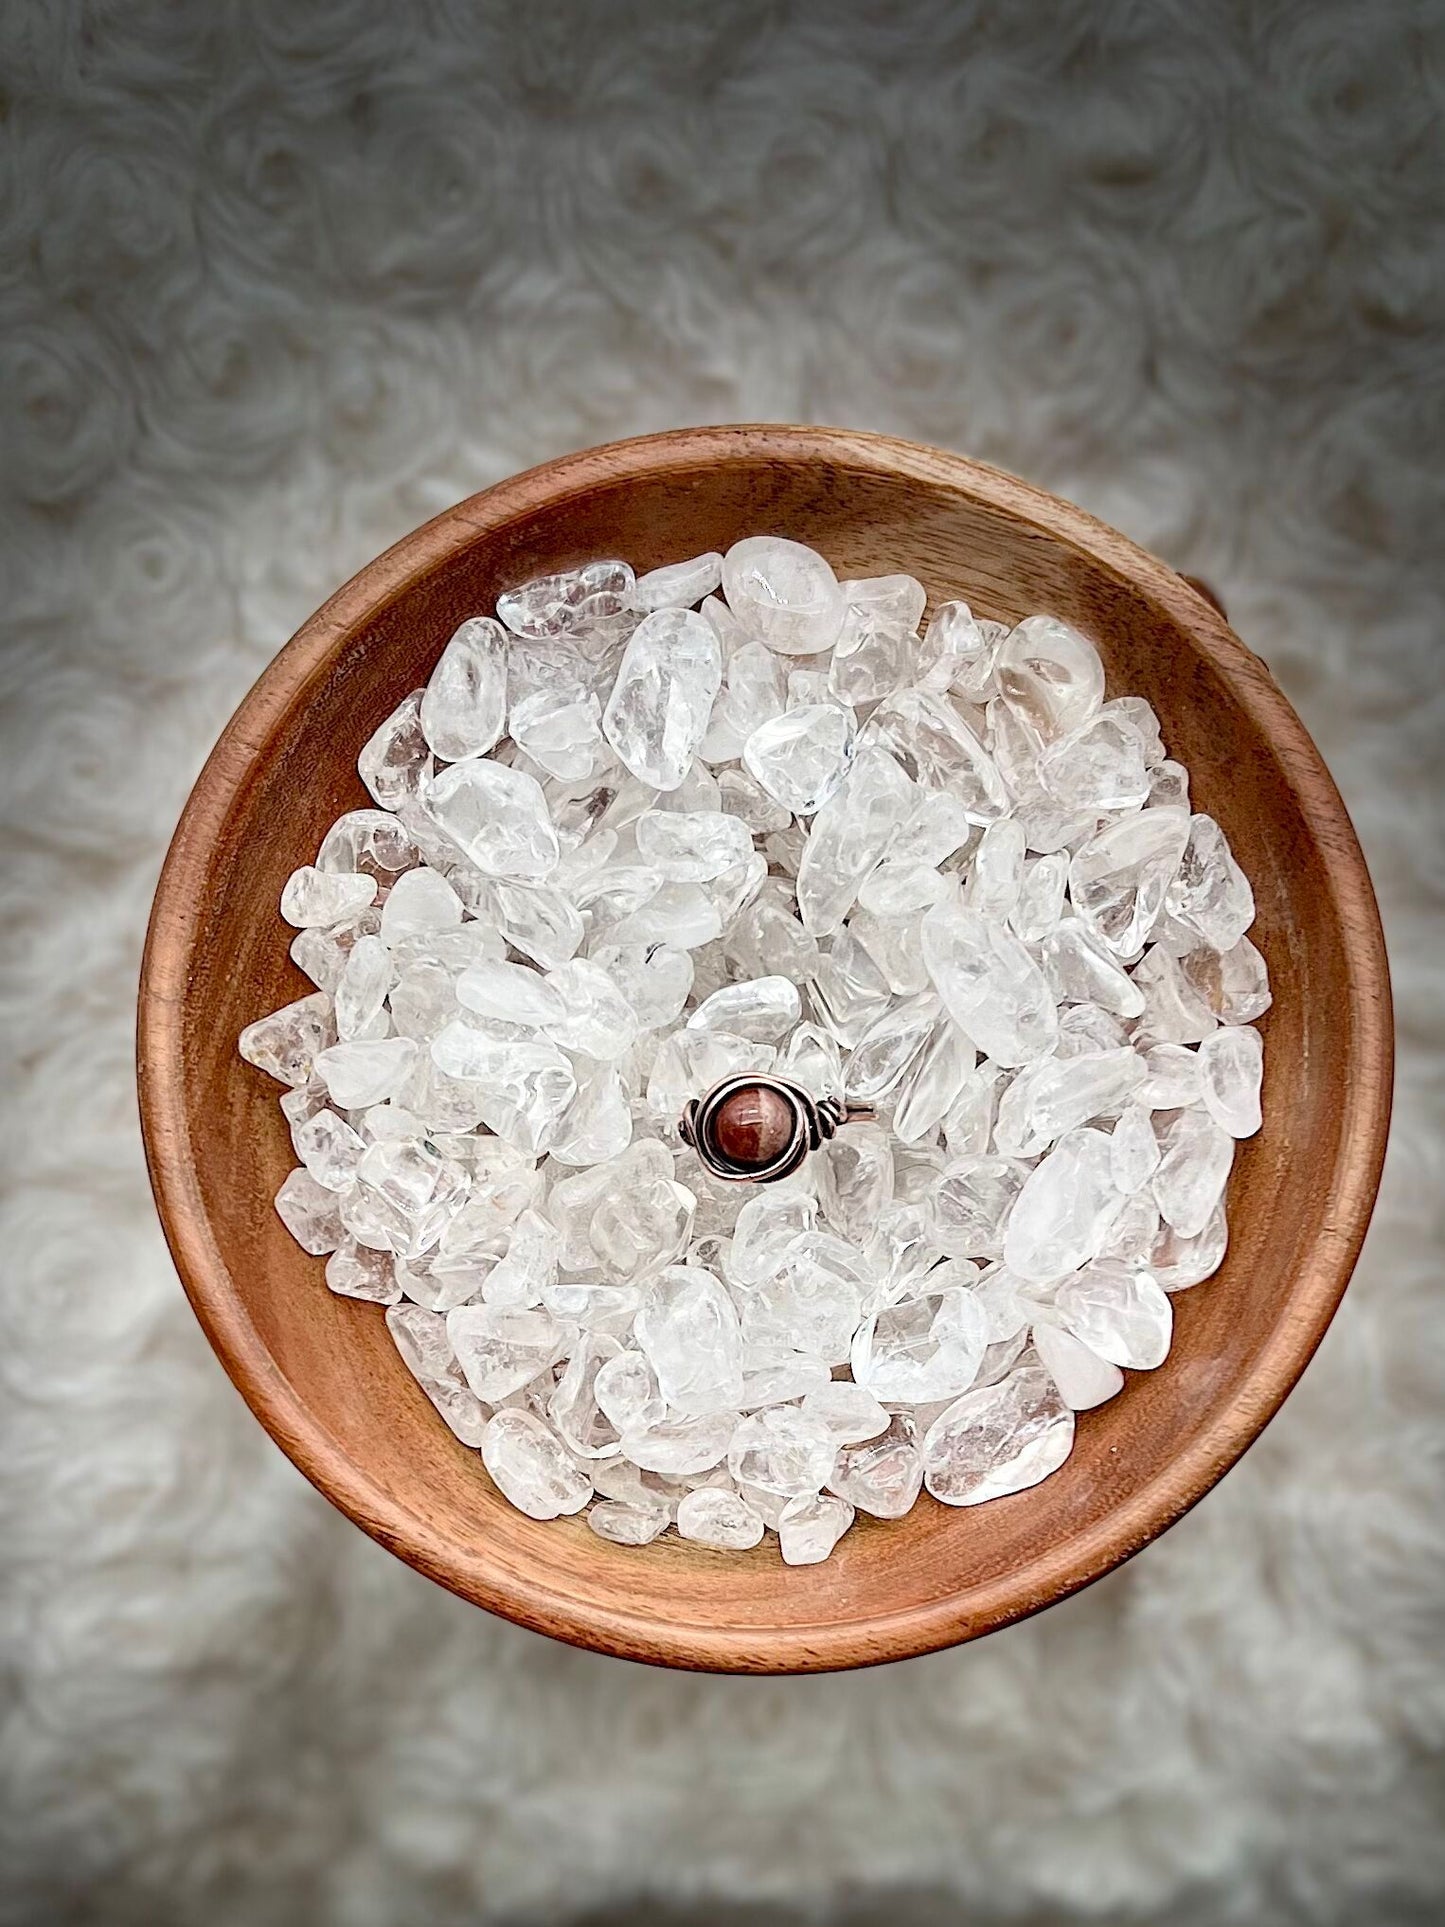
136 426 1393 1673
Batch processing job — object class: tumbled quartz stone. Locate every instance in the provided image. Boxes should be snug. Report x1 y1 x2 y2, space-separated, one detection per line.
379 866 464 945
1037 712 1150 811
551 1064 633 1167
1003 1127 1122 1284
386 1303 489 1446
634 550 724 613
1177 934 1271 1026
542 958 638 1059
478 879 584 969
846 995 938 1104
619 1409 735 1476
800 1381 891 1443
1166 814 1256 952
827 1415 923 1519
700 642 787 762
931 1155 1028 1260
447 1304 570 1403
1069 809 1191 958
892 1020 974 1145
497 560 635 643
325 1239 402 1305
635 1266 744 1415
1031 1320 1124 1411
778 1491 855 1566
796 745 916 936
280 866 377 929
481 1208 559 1307
1038 920 1145 1019
852 1289 988 1403
916 600 998 700
1132 943 1218 1044
742 1234 867 1365
1152 1107 1235 1237
635 808 753 881
593 942 694 1032
921 898 1059 1066
727 1188 817 1288
316 1037 418 1109
509 691 604 782
994 1047 1145 1158
455 958 565 1029
482 1409 592 1521
1011 852 1069 944
318 808 421 879
728 1407 836 1496
293 1108 366 1192
722 536 844 655
275 1168 347 1254
589 1500 670 1546
359 691 432 810
420 616 508 761
676 1485 765 1550
1055 1262 1173 1370
1109 1104 1162 1194
743 702 858 815
602 608 722 790
869 690 1009 819
1149 1202 1229 1292
240 992 335 1088
996 616 1104 742
965 816 1026 924
1198 1024 1264 1137
687 976 801 1043
334 934 392 1041
422 758 559 882
922 1361 1074 1505
429 1027 576 1155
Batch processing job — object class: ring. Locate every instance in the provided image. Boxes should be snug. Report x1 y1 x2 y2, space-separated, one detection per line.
679 1074 876 1185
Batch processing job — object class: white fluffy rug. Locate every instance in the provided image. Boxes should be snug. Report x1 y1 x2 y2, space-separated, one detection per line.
2 3 1441 1923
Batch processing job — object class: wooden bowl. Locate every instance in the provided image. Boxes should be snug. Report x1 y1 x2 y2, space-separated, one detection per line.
138 426 1392 1673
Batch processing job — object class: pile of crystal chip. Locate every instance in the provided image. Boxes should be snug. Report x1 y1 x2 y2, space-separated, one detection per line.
240 538 1268 1563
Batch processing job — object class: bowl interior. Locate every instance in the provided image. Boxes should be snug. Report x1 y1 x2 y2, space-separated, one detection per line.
141 429 1390 1671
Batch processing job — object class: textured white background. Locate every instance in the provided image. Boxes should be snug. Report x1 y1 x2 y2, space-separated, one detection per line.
2 4 1442 1923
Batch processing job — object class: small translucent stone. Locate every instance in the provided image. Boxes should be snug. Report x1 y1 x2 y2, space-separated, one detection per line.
481 879 584 969
920 898 1059 1066
741 1234 867 1364
1150 1202 1229 1291
588 1501 670 1546
687 976 801 1042
1132 943 1218 1044
892 1020 974 1145
325 1239 402 1304
620 1409 735 1476
1152 1107 1235 1236
280 865 377 929
378 866 464 944
590 1170 696 1281
778 1491 854 1565
1166 814 1256 951
386 1303 489 1446
1109 1104 1162 1193
481 1208 559 1307
1069 808 1192 957
869 690 1009 818
742 703 858 817
634 551 724 613
809 927 894 1045
447 1304 570 1401
635 808 753 881
1179 934 1272 1024
509 691 604 782
1149 760 1191 810
1003 1127 1122 1284
635 1266 744 1416
420 616 509 761
996 616 1105 741
593 942 693 1031
1038 712 1150 811
429 1027 576 1155
1032 1320 1124 1411
727 1188 817 1288
1010 852 1069 943
315 1036 418 1109
551 1064 633 1167
455 958 565 1029
482 1409 592 1520
593 1350 666 1435
829 579 919 705
700 642 787 761
546 1332 624 1460
676 1485 765 1549
852 1288 988 1403
931 1155 1028 1260
1137 1041 1204 1110
359 691 432 810
845 994 938 1104
293 1108 366 1192
800 1381 891 1443
333 934 392 1041
923 1361 1074 1505
888 790 973 869
728 1406 836 1495
602 607 722 790
994 1048 1145 1158
353 1138 468 1257
916 599 993 697
715 766 792 835
796 744 917 933
275 1168 347 1254
722 536 844 655
1198 1024 1264 1137
497 560 636 644
1055 1262 1173 1370
1098 1189 1161 1267
240 992 334 1087
542 958 637 1058
422 758 559 882
827 1415 923 1518
965 816 1027 923
317 809 421 879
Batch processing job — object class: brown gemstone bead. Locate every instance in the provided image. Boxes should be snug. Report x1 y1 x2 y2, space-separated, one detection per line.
709 1083 796 1171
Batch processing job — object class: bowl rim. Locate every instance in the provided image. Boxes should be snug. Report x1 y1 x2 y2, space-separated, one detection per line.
137 424 1394 1673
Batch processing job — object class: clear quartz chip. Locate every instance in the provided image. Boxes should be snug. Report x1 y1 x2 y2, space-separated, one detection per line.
676 1486 765 1549
868 689 1009 818
275 1168 347 1254
778 1492 855 1565
315 1036 418 1109
422 758 560 882
1054 1262 1173 1370
280 866 377 928
827 1415 923 1518
1069 808 1191 957
619 1409 735 1476
1003 1127 1122 1284
634 551 724 612
1179 934 1271 1024
602 608 722 790
1152 1107 1235 1236
722 536 845 654
1031 1321 1123 1412
378 867 463 944
728 1407 836 1495
687 976 801 1042
996 616 1105 741
509 691 604 782
921 898 1059 1066
359 691 432 811
482 1409 592 1521
325 1240 402 1305
1166 814 1256 951
796 745 916 936
922 1361 1075 1505
635 1266 744 1415
1198 1024 1264 1137
497 560 636 643
420 616 509 761
851 1289 988 1404
743 703 858 815
240 992 335 1087
635 808 753 881
293 1108 366 1192
447 1304 570 1402
1038 712 1150 811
